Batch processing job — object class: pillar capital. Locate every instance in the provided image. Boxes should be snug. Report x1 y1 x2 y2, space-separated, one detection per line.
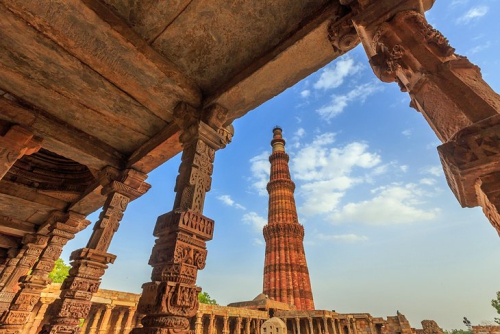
0 125 43 180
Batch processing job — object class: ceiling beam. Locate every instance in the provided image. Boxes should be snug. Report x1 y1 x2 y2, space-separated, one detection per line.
0 180 68 211
0 96 125 170
0 215 36 238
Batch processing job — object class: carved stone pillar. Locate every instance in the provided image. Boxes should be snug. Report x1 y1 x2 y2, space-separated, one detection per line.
323 318 330 334
348 0 500 233
88 307 104 334
41 168 150 334
0 125 43 180
208 314 215 334
195 312 203 334
98 305 115 334
245 318 251 334
113 308 126 334
131 103 232 334
27 298 55 334
0 212 89 333
123 308 137 334
236 317 242 334
223 315 229 334
308 318 314 334
0 233 49 320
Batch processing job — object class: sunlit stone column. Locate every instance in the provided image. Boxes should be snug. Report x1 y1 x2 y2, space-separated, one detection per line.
113 308 126 334
345 0 500 234
236 316 242 334
27 297 55 334
131 103 232 334
0 125 42 180
41 168 150 334
98 305 115 334
88 307 104 334
123 307 137 334
296 318 301 334
195 312 203 334
0 212 89 333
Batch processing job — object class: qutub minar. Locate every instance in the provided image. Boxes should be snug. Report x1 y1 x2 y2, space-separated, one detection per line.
263 127 315 311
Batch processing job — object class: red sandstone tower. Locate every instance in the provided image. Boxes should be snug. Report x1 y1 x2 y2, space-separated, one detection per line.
263 127 315 310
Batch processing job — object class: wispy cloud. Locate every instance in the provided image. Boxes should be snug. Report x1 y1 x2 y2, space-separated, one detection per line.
456 6 489 24
242 212 267 232
331 183 440 225
317 233 368 242
217 195 246 210
421 165 443 177
313 56 362 90
300 90 311 98
402 129 412 137
249 152 270 196
316 81 383 121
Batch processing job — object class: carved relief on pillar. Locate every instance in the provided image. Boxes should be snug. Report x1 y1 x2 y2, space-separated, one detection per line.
133 103 232 334
327 14 359 55
41 168 150 334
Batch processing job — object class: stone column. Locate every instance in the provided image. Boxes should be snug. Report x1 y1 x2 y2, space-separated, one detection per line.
113 308 126 334
223 315 229 334
41 168 150 334
131 103 232 334
88 307 104 334
346 0 500 233
27 297 55 334
323 318 330 334
98 305 115 334
0 212 89 333
208 314 215 334
236 317 242 334
245 318 251 334
295 318 301 334
0 234 48 321
123 308 137 334
195 312 203 334
308 318 314 334
0 125 42 180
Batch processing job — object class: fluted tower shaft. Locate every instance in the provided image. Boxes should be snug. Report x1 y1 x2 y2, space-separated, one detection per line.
262 127 315 310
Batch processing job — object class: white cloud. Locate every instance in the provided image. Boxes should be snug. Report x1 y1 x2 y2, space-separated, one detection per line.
469 41 491 54
242 212 267 232
253 238 264 246
313 56 362 90
217 195 246 210
316 81 383 121
456 6 489 24
300 90 311 98
451 0 468 6
420 178 436 186
402 129 412 137
249 152 270 196
291 134 381 216
421 165 443 177
317 233 368 242
331 183 440 225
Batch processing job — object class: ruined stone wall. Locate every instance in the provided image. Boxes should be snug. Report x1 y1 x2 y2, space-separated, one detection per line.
473 326 500 334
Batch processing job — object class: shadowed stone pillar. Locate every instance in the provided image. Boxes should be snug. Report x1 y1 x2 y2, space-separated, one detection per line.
223 316 229 334
27 298 55 334
41 168 150 334
131 103 232 334
0 212 89 333
98 305 115 334
88 307 104 334
345 0 500 234
245 318 251 334
0 125 42 180
123 308 137 334
113 308 126 334
0 233 49 318
236 317 242 334
296 318 301 334
208 314 215 334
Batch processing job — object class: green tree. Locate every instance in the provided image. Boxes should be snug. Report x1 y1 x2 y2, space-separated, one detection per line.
198 292 217 305
492 291 500 324
48 258 70 283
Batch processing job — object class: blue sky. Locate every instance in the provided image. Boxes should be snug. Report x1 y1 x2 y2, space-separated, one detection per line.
62 0 500 330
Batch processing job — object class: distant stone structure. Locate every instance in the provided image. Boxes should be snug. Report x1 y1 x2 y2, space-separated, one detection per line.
263 127 315 310
472 326 500 334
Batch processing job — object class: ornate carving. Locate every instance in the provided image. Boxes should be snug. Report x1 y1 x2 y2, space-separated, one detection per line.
328 17 359 54
398 11 454 57
154 210 214 240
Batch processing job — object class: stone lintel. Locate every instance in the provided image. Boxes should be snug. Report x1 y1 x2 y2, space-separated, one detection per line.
70 248 117 265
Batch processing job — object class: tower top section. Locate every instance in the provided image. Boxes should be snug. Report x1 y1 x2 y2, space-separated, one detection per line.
271 126 285 153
